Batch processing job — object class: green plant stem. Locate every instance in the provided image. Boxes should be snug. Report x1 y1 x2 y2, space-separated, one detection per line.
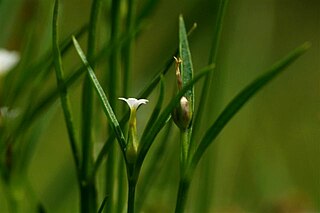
175 128 191 213
80 0 101 212
52 0 80 172
127 179 137 213
80 181 97 213
123 0 136 97
106 0 122 212
180 130 189 173
118 1 137 211
175 178 191 213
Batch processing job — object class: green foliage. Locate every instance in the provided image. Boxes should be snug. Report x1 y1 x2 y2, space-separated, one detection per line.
0 0 317 212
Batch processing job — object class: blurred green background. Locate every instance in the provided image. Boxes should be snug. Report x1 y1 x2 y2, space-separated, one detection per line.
0 0 319 212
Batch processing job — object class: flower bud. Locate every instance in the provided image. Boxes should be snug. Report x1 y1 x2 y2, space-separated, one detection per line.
172 96 193 130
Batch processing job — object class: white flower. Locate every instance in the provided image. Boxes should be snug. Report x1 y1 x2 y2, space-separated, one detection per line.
0 48 20 75
118 97 148 163
118 98 148 111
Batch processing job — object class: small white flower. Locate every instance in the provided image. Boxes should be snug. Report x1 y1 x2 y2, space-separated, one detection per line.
118 97 148 163
118 98 148 111
0 48 20 75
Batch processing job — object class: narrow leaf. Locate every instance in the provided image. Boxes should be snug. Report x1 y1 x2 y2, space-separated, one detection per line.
179 15 194 108
72 37 126 152
191 42 311 172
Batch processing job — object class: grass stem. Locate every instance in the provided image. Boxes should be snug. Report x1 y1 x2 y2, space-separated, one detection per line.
127 179 137 213
175 178 191 213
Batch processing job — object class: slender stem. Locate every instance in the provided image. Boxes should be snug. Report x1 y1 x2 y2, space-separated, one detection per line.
105 144 116 213
175 129 192 213
180 130 189 173
106 1 122 212
117 158 126 213
120 0 137 199
175 178 191 213
80 181 97 213
80 0 102 212
52 0 80 173
123 0 136 97
127 179 137 213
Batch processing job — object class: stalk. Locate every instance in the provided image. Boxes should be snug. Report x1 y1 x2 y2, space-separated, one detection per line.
80 0 102 211
105 0 122 212
127 179 137 213
175 178 191 213
118 0 137 211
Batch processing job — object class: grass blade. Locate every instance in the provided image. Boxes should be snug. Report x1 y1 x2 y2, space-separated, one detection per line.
52 0 80 172
72 37 126 152
190 42 311 173
191 0 229 143
179 15 194 108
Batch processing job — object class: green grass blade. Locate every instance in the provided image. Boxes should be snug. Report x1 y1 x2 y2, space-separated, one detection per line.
122 0 137 98
208 0 229 64
72 37 126 152
137 66 213 167
179 15 194 108
190 42 311 173
178 15 196 172
52 0 80 172
191 0 229 143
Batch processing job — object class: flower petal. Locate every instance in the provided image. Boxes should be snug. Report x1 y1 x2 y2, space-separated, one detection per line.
118 97 148 110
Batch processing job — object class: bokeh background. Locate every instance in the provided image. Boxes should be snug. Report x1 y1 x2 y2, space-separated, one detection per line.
0 0 319 212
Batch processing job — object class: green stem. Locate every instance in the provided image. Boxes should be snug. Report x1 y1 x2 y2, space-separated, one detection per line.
123 0 136 97
80 0 102 212
105 143 116 213
127 179 137 213
52 0 80 172
175 128 192 213
117 158 126 213
105 0 122 212
180 130 189 172
80 180 97 213
175 178 191 213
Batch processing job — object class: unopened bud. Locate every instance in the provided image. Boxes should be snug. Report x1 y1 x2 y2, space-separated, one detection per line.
172 96 192 130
